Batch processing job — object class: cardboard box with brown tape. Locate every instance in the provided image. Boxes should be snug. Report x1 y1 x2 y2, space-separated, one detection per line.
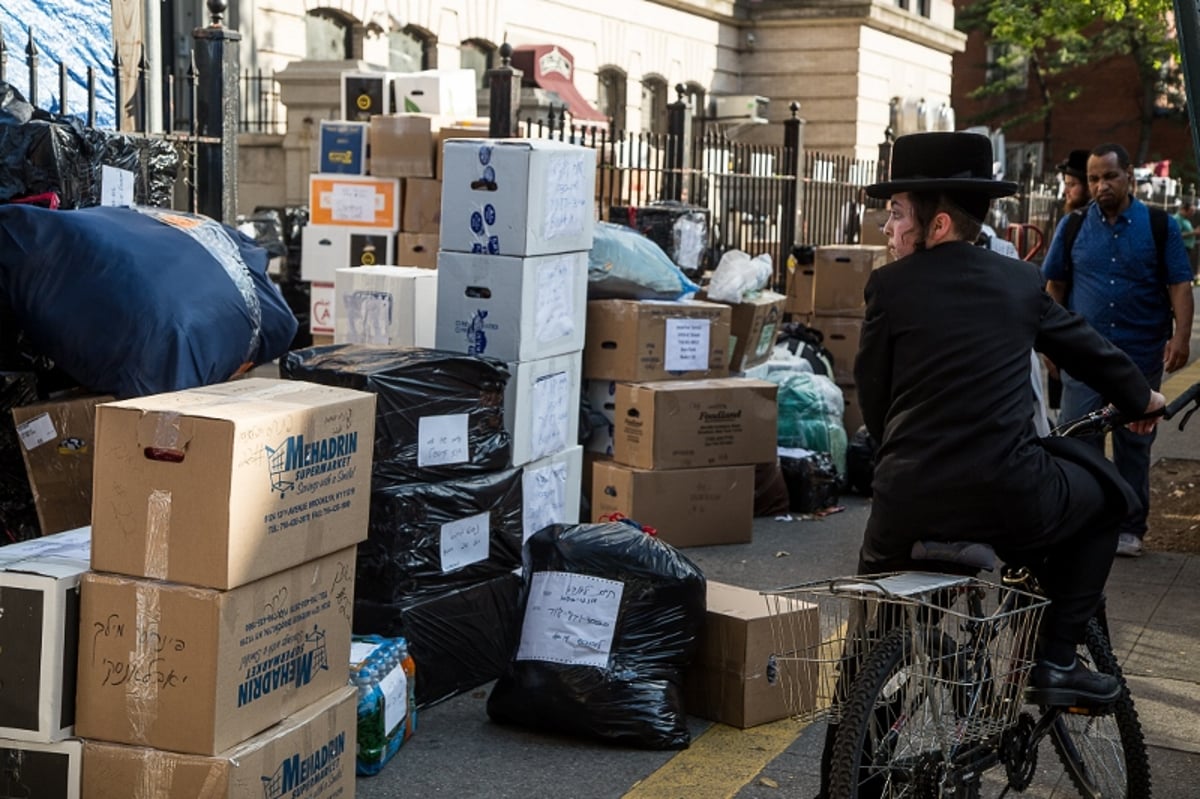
812 245 888 317
584 299 731 382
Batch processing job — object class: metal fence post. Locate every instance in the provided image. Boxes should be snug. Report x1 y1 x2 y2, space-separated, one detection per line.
780 101 805 291
487 42 522 138
193 0 240 223
25 28 38 107
0 22 7 83
663 84 691 201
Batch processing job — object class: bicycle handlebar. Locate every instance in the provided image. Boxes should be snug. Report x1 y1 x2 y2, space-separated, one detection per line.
1051 380 1200 438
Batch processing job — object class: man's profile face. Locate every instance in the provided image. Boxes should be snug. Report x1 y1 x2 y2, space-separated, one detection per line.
1087 153 1132 214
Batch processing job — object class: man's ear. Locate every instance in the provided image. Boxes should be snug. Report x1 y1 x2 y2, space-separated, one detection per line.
927 211 955 245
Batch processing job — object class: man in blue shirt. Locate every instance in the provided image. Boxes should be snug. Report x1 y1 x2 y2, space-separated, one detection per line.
1043 143 1194 557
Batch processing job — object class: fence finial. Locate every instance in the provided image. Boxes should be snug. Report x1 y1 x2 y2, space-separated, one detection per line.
789 101 801 118
0 22 7 82
675 83 686 102
207 0 227 27
499 40 512 67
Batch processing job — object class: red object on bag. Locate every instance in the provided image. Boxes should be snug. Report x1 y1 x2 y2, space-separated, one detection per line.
10 192 61 209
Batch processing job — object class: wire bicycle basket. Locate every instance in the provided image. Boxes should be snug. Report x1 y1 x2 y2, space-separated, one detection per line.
762 572 1049 734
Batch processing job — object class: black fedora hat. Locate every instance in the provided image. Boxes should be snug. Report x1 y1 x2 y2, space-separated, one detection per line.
1056 149 1089 181
866 132 1018 200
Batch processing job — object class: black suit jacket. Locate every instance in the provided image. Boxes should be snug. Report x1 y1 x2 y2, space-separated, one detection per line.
853 240 1150 565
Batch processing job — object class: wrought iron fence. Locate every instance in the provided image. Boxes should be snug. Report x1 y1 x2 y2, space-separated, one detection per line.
240 69 283 134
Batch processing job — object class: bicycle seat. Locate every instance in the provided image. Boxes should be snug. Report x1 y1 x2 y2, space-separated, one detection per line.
910 540 998 571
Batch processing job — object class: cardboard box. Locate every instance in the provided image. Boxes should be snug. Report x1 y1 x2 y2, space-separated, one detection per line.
334 265 438 348
583 379 617 455
785 259 815 316
75 548 357 755
591 461 755 547
301 224 395 283
684 581 819 728
435 250 588 362
436 119 492 179
370 114 440 179
726 291 786 372
90 378 375 589
861 207 890 247
11 395 108 536
81 686 356 799
581 452 611 511
0 737 81 799
613 378 778 470
310 281 335 336
392 69 478 117
441 138 597 257
583 299 732 382
0 528 90 742
521 445 583 543
814 316 863 385
812 245 888 317
503 352 583 467
340 71 391 122
403 176 442 232
308 174 401 230
395 232 439 268
317 120 368 175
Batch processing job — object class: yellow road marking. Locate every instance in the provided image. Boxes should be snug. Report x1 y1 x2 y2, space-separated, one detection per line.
1163 358 1200 401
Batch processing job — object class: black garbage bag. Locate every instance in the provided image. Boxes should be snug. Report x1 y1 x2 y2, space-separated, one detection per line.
280 344 511 482
779 449 840 513
0 372 40 544
0 204 297 398
844 425 877 496
487 521 707 750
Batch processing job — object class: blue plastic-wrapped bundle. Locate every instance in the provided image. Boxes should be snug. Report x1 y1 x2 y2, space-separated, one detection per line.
350 635 417 776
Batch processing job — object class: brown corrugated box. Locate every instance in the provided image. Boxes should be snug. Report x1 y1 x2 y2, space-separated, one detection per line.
402 177 442 233
82 686 356 799
812 245 888 317
395 232 439 268
75 547 356 756
369 113 440 178
583 299 731 382
591 461 755 547
813 316 863 385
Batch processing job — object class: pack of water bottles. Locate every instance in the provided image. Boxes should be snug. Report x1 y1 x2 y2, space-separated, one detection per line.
350 634 418 776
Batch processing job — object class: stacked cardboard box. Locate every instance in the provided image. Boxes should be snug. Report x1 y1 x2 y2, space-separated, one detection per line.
72 378 376 797
582 298 779 546
811 245 889 435
0 528 90 798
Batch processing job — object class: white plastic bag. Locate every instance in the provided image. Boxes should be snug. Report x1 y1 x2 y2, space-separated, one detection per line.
706 249 772 303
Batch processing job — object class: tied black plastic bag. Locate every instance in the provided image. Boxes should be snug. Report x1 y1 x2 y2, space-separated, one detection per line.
487 521 707 750
280 344 511 482
844 425 876 497
0 205 297 398
779 448 840 513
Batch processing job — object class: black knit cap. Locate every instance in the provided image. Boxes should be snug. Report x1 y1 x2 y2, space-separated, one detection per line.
866 132 1018 200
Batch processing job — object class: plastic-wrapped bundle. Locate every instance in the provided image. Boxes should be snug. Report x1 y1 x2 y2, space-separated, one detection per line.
355 570 523 708
608 201 711 276
356 468 524 605
350 635 417 776
586 221 700 300
0 205 297 398
768 370 847 477
280 344 511 482
0 372 39 542
487 521 707 750
779 448 840 512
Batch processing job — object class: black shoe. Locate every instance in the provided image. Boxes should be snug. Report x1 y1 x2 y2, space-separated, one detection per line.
1026 658 1121 708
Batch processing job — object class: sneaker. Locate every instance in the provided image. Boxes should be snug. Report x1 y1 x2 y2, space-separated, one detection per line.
1116 533 1144 558
1026 658 1121 708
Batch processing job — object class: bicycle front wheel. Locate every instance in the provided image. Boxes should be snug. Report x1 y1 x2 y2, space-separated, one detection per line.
828 628 975 798
1049 616 1152 798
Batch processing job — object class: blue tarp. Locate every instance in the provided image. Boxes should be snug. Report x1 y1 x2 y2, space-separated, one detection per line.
0 0 115 127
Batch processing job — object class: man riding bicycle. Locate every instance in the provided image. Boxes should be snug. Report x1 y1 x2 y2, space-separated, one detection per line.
852 131 1164 710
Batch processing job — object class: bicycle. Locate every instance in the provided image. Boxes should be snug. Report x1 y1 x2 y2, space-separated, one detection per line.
763 380 1200 799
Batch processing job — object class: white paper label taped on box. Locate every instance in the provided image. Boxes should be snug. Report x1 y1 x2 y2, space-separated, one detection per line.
439 511 490 573
531 371 570 461
100 165 135 206
418 413 469 467
344 290 393 345
517 571 623 667
535 256 575 343
543 154 589 240
380 665 409 734
328 184 380 223
664 318 711 371
522 460 567 542
16 412 57 450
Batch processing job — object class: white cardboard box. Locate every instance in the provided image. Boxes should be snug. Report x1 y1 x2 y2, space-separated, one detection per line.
435 250 588 361
0 737 82 798
0 528 90 742
441 138 596 256
521 445 583 543
310 281 335 335
503 352 583 467
392 69 478 117
334 265 438 348
301 224 396 283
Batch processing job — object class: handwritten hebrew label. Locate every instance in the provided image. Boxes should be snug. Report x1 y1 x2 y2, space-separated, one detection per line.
542 154 588 240
534 256 575 343
417 414 469 467
516 571 623 667
329 184 378 223
530 370 570 461
439 511 490 573
522 461 568 542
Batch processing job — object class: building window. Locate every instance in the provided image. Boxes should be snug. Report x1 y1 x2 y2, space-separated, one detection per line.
895 0 929 17
461 39 496 90
306 9 353 60
390 26 434 73
641 75 668 134
598 67 627 133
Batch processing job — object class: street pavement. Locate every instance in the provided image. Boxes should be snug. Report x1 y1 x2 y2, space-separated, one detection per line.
356 304 1200 798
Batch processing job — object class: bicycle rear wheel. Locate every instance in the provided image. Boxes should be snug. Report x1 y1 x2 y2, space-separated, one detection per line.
828 628 978 798
1049 616 1152 798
